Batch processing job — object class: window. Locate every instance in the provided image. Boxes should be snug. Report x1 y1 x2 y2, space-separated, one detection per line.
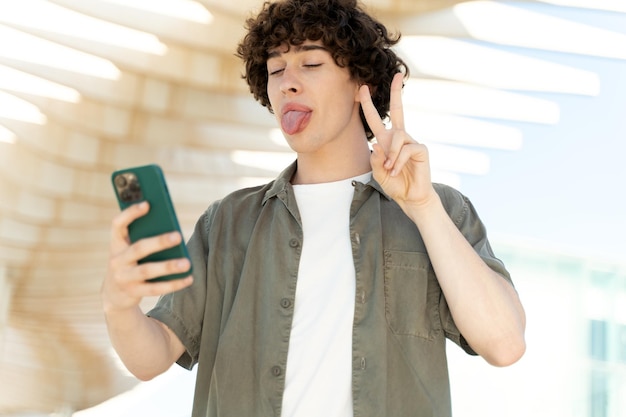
590 319 608 361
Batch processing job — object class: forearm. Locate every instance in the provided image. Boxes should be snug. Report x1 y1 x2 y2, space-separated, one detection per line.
403 194 526 366
104 306 182 380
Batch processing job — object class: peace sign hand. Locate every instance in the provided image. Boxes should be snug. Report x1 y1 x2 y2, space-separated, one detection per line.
359 72 438 212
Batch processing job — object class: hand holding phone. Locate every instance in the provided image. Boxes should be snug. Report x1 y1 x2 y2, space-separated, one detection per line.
111 164 192 282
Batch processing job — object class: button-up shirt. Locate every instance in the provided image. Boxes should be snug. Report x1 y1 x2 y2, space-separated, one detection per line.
148 162 512 417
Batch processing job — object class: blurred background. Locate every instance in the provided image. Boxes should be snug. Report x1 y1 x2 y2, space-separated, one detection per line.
0 1 625 416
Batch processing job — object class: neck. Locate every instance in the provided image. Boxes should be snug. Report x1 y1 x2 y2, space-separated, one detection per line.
291 139 372 185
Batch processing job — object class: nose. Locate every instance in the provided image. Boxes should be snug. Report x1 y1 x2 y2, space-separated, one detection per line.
279 67 301 95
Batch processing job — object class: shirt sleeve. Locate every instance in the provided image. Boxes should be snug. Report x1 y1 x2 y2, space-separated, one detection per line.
434 184 513 355
146 205 215 369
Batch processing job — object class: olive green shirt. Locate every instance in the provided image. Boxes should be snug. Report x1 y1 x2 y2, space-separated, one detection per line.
148 162 512 417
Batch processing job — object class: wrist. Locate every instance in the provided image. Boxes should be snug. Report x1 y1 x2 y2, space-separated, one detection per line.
398 189 442 223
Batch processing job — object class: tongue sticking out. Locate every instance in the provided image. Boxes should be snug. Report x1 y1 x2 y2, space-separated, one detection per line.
281 110 311 135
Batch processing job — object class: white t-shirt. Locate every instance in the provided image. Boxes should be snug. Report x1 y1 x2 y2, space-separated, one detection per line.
281 172 372 417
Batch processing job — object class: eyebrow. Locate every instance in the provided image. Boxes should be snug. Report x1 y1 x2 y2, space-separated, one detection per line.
267 44 329 59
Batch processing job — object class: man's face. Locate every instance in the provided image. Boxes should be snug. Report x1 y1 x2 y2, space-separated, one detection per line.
266 40 364 155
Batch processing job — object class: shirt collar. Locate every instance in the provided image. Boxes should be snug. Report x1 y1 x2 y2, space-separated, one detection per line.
262 161 297 205
262 160 392 204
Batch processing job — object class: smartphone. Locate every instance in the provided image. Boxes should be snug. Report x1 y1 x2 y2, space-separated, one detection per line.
111 164 192 282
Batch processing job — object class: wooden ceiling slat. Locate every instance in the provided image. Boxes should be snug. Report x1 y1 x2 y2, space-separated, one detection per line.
48 0 246 53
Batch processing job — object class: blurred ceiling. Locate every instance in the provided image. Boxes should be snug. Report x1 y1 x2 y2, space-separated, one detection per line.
1 0 625 414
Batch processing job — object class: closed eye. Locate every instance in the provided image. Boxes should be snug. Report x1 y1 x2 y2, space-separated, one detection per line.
268 64 321 76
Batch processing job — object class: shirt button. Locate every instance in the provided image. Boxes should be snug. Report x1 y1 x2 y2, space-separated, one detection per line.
354 233 360 245
271 366 282 377
351 180 357 187
280 298 292 308
289 239 299 248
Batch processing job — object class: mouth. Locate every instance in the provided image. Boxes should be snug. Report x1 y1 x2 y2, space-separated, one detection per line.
281 103 312 135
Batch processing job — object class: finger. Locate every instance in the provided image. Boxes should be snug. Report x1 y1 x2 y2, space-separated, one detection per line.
370 142 386 170
370 142 390 182
133 257 192 284
358 84 387 142
129 258 191 284
108 251 191 290
109 230 186 284
137 275 194 297
384 131 416 172
106 273 193 311
390 142 429 177
110 202 150 253
389 72 405 131
124 231 185 265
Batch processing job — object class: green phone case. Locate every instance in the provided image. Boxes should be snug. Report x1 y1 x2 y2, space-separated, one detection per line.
111 164 192 282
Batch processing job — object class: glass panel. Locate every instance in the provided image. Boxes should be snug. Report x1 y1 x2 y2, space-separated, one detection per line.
590 320 608 361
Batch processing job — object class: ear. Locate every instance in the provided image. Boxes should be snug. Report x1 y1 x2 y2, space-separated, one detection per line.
355 83 375 103
354 82 363 103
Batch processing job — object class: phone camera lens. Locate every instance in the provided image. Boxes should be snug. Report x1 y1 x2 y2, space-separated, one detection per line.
114 175 127 188
120 189 133 202
115 172 143 203
129 180 140 192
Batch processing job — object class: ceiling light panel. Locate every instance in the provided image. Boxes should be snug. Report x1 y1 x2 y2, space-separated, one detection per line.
399 36 600 96
403 78 560 124
453 1 626 59
0 0 167 55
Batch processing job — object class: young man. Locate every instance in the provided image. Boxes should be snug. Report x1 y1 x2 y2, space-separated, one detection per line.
102 1 526 416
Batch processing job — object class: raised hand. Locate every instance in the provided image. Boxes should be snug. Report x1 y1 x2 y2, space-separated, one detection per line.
102 201 193 314
359 72 438 211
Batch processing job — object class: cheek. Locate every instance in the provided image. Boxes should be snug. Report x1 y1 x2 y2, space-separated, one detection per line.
266 80 279 105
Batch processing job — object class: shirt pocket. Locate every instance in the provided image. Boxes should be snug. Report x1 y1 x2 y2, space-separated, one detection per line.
383 250 441 339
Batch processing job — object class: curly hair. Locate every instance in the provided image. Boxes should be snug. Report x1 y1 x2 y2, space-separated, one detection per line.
236 0 409 140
